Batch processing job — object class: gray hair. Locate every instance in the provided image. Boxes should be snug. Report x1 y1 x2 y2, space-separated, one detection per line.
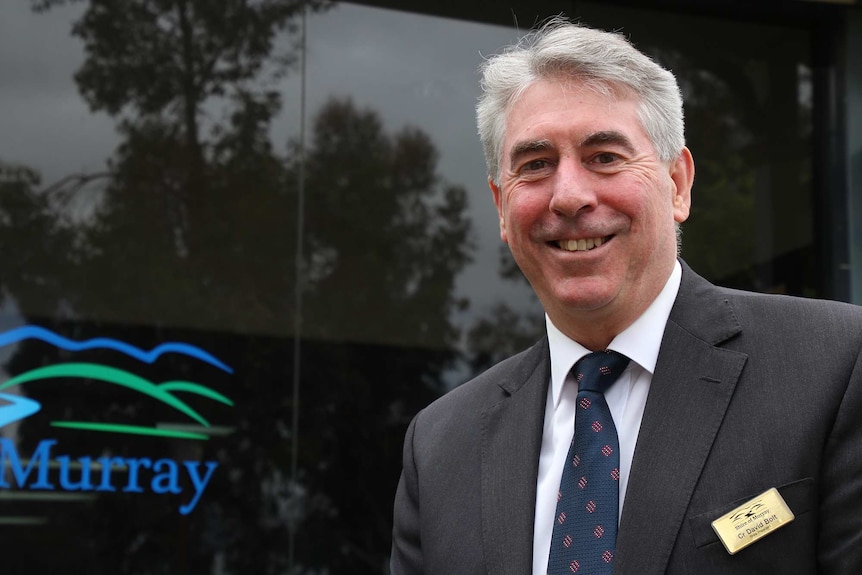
476 18 685 184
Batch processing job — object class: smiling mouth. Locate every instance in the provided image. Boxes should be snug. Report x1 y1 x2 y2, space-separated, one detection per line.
554 236 612 252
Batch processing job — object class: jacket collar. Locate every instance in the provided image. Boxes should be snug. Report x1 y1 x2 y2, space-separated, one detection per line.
615 261 747 574
481 336 550 575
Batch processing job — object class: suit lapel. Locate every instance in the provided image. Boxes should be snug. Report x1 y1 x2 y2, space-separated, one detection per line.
481 338 550 575
615 264 748 575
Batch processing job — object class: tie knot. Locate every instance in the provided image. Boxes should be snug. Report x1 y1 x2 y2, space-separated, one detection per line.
573 350 630 394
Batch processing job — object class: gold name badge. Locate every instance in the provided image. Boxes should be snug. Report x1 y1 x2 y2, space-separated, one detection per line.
711 487 795 555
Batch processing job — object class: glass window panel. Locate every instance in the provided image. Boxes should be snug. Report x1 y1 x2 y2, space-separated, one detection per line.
0 1 307 573
0 0 823 573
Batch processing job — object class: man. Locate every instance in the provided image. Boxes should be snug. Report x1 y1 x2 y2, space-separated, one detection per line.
390 18 862 575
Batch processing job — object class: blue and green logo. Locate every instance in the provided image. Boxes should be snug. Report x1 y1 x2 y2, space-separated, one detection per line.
0 326 234 515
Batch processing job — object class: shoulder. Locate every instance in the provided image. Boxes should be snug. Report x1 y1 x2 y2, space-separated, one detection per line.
692 281 862 377
419 338 546 420
721 286 862 336
677 261 862 345
410 337 548 442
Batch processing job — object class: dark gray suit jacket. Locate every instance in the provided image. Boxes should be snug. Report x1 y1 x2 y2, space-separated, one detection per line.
391 262 862 574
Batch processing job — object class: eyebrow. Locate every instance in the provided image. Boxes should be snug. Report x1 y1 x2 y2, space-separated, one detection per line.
508 139 553 168
579 130 637 155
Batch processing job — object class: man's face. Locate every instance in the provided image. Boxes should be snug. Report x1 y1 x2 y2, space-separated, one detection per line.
490 77 693 347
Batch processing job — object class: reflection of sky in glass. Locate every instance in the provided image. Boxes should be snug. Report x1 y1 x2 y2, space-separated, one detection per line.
0 1 540 336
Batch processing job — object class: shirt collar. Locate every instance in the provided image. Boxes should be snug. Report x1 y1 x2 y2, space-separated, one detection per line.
547 260 682 408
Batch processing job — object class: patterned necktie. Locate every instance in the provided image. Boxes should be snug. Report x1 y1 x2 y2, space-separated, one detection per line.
548 350 630 574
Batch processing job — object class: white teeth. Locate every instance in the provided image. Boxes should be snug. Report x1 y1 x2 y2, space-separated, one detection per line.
558 237 607 252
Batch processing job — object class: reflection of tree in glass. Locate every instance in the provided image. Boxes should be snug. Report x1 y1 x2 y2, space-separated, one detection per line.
299 99 473 348
0 2 472 574
281 98 472 574
661 48 758 288
0 163 78 313
646 43 814 294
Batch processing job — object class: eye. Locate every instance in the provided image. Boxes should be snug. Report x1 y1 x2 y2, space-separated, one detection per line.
523 159 549 172
592 152 618 164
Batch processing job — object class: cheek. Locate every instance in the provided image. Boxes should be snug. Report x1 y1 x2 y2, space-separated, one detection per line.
626 174 676 217
504 194 539 228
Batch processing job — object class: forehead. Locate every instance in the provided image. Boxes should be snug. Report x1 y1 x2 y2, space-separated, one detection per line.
503 77 648 153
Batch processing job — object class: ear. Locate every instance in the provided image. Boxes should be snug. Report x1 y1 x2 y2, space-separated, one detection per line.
489 177 508 243
670 146 694 224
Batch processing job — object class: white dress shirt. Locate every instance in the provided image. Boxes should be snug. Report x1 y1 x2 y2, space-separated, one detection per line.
532 261 682 575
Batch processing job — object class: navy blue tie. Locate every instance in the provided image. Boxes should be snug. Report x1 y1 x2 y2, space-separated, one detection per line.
548 350 630 574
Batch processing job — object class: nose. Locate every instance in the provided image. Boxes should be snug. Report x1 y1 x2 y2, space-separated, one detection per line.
548 159 597 217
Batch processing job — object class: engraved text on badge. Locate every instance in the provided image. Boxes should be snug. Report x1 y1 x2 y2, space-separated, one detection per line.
711 487 795 555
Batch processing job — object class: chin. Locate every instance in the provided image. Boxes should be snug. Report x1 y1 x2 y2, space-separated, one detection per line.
545 287 618 315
